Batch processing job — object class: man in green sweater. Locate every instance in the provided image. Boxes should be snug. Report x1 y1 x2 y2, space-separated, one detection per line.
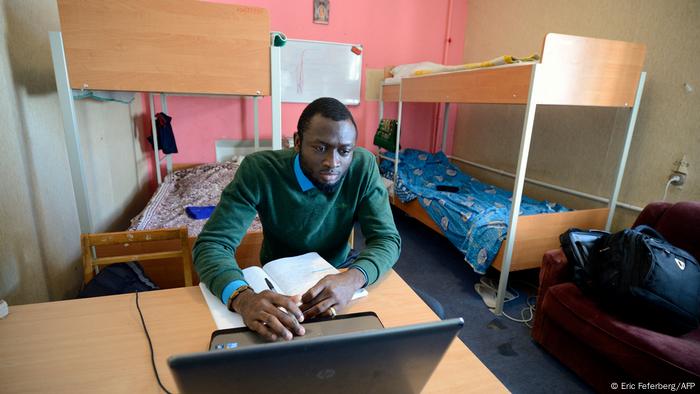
193 97 401 342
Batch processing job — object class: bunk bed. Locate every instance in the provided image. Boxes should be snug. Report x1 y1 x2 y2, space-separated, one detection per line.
52 0 278 284
380 33 647 314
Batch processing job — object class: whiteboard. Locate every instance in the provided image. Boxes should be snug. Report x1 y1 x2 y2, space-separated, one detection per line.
281 39 363 105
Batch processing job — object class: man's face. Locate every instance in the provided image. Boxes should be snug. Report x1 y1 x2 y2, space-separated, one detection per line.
295 114 357 193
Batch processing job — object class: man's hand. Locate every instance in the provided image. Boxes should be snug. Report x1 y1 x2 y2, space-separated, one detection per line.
300 268 365 320
231 290 305 342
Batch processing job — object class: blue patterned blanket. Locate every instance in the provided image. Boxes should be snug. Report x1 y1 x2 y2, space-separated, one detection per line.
379 149 569 273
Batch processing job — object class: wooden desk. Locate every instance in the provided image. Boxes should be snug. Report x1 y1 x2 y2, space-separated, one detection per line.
0 271 506 393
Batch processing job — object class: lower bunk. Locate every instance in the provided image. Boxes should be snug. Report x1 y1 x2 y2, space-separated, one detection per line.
380 149 608 273
93 159 265 288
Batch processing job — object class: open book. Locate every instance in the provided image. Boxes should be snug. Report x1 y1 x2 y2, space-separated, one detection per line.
200 252 368 329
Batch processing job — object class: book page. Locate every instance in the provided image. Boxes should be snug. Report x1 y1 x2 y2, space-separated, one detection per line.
198 269 283 330
263 252 368 300
242 266 282 293
198 282 245 329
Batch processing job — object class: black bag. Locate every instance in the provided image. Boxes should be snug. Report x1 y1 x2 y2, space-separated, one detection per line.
593 225 700 335
78 262 159 298
561 225 700 335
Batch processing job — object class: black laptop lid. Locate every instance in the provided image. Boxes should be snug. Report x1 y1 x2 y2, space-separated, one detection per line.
168 317 464 394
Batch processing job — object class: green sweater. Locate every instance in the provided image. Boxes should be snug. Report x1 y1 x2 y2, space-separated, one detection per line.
193 147 401 300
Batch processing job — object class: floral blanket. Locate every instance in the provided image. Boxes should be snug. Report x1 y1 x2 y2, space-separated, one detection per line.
129 160 262 236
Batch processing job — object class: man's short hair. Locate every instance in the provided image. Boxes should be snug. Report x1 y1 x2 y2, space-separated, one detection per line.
297 97 357 138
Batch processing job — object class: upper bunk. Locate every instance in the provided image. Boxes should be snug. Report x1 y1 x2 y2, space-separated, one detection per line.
57 0 270 96
381 33 646 108
53 0 276 234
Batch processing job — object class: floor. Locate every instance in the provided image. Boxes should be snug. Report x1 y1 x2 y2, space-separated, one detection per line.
356 208 593 393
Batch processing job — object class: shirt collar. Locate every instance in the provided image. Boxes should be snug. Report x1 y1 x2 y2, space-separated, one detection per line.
294 154 315 192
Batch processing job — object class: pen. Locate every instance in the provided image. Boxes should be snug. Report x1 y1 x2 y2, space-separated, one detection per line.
265 278 276 292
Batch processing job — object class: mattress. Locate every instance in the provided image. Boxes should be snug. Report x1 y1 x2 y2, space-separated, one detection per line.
129 159 262 237
383 57 539 85
379 149 569 273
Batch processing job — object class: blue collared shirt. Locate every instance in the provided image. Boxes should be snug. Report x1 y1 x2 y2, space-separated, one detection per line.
294 153 315 192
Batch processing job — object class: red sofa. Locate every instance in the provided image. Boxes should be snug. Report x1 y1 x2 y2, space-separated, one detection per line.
532 201 700 391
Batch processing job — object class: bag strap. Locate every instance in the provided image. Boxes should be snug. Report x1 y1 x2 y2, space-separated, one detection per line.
633 224 666 241
126 262 159 290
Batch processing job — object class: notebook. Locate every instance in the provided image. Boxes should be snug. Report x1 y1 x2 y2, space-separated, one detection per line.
168 317 464 394
199 252 368 329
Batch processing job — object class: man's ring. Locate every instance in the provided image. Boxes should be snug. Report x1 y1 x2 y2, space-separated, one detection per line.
328 306 337 317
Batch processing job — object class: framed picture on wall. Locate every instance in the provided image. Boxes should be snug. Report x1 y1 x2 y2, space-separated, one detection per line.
313 0 329 24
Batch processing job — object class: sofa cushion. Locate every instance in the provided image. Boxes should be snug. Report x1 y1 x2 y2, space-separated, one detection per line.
632 202 672 229
633 201 700 261
542 282 700 378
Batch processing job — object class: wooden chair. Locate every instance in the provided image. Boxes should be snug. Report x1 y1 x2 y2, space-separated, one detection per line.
80 227 193 287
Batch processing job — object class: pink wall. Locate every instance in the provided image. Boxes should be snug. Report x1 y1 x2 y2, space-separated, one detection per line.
149 0 467 168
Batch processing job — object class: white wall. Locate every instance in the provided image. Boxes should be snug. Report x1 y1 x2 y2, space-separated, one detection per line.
0 0 151 305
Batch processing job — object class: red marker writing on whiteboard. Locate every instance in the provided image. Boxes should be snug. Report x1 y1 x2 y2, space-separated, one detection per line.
351 46 362 55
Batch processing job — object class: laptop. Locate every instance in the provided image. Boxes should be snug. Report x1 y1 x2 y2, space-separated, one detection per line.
168 315 464 394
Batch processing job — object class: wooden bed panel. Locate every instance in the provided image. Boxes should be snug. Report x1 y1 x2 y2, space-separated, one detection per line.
234 231 264 269
399 65 533 104
381 84 401 102
392 196 609 272
393 198 445 235
172 162 204 172
96 231 263 289
537 33 646 107
57 0 270 96
491 208 609 271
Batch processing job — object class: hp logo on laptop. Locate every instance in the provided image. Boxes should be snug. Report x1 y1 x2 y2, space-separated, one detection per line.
316 368 336 380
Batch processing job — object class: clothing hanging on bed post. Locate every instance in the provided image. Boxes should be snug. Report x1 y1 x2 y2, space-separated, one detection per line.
147 112 179 154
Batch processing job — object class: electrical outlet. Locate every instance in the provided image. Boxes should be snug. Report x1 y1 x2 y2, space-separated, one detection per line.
670 173 686 186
